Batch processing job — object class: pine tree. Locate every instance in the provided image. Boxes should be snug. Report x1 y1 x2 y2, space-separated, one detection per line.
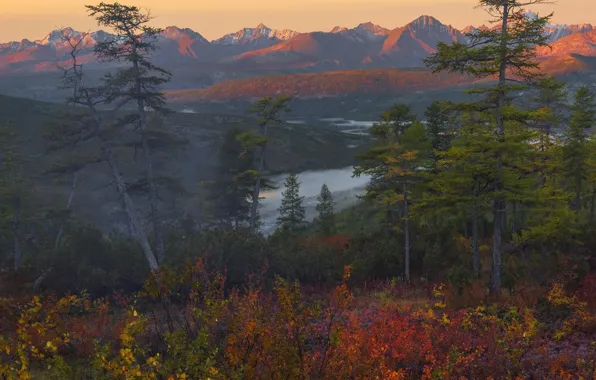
424 1 552 293
86 2 172 263
276 173 305 233
248 95 292 230
315 183 335 236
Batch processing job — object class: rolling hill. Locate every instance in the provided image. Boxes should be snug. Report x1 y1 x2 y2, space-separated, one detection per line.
166 54 596 102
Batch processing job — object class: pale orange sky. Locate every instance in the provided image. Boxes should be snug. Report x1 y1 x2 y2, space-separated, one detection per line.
0 0 593 43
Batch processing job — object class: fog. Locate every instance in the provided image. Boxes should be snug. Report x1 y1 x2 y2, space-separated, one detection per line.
259 166 371 235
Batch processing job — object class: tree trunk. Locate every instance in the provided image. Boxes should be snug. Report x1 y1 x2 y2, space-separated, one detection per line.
590 185 596 224
103 142 159 272
141 133 165 263
472 178 480 279
54 171 78 248
13 195 21 272
511 201 516 235
491 1 510 295
250 123 269 230
403 182 410 284
131 53 165 263
575 167 582 213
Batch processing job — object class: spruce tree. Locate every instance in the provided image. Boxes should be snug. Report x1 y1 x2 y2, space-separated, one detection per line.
424 1 552 293
315 183 336 236
276 173 305 233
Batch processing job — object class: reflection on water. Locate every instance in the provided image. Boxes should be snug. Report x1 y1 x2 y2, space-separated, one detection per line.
259 167 370 235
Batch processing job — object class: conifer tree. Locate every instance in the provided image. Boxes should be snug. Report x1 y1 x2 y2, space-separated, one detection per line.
357 117 431 283
57 28 159 272
417 112 494 278
248 95 291 230
563 86 596 214
209 128 257 227
276 173 305 233
424 0 552 293
355 104 416 237
424 101 456 171
86 2 172 263
315 183 336 236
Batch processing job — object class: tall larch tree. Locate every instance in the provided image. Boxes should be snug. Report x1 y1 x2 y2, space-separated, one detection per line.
86 2 172 263
424 0 552 293
57 26 160 272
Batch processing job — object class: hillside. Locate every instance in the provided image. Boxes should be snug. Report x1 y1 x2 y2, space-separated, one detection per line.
0 94 366 230
166 68 476 101
166 54 596 102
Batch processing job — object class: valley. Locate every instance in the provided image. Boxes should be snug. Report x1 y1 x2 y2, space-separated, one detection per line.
2 3 596 379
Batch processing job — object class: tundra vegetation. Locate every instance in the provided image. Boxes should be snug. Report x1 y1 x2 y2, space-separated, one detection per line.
1 1 596 379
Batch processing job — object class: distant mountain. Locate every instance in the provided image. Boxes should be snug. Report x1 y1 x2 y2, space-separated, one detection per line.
0 13 595 83
213 23 300 45
537 30 596 57
227 16 465 69
467 11 594 43
379 16 465 64
330 22 391 42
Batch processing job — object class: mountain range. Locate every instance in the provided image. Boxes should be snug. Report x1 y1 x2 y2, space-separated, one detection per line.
1 13 595 102
1 13 595 75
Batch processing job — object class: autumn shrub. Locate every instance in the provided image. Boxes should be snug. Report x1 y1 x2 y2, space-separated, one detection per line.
2 261 596 379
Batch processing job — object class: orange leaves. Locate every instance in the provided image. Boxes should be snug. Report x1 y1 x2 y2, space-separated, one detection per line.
2 265 596 378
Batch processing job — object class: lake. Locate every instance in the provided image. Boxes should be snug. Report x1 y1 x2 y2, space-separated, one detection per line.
259 166 371 235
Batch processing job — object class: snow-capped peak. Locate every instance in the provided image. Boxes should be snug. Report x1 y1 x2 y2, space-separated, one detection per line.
213 24 299 45
39 28 81 45
330 26 349 34
354 22 390 35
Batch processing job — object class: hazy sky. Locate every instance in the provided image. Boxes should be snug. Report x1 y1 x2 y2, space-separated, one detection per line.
0 0 593 43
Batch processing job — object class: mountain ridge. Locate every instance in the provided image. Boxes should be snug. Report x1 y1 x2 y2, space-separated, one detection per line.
1 12 593 74
1 13 595 102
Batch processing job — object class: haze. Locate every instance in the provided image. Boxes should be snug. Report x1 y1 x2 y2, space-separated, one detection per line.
1 0 593 42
